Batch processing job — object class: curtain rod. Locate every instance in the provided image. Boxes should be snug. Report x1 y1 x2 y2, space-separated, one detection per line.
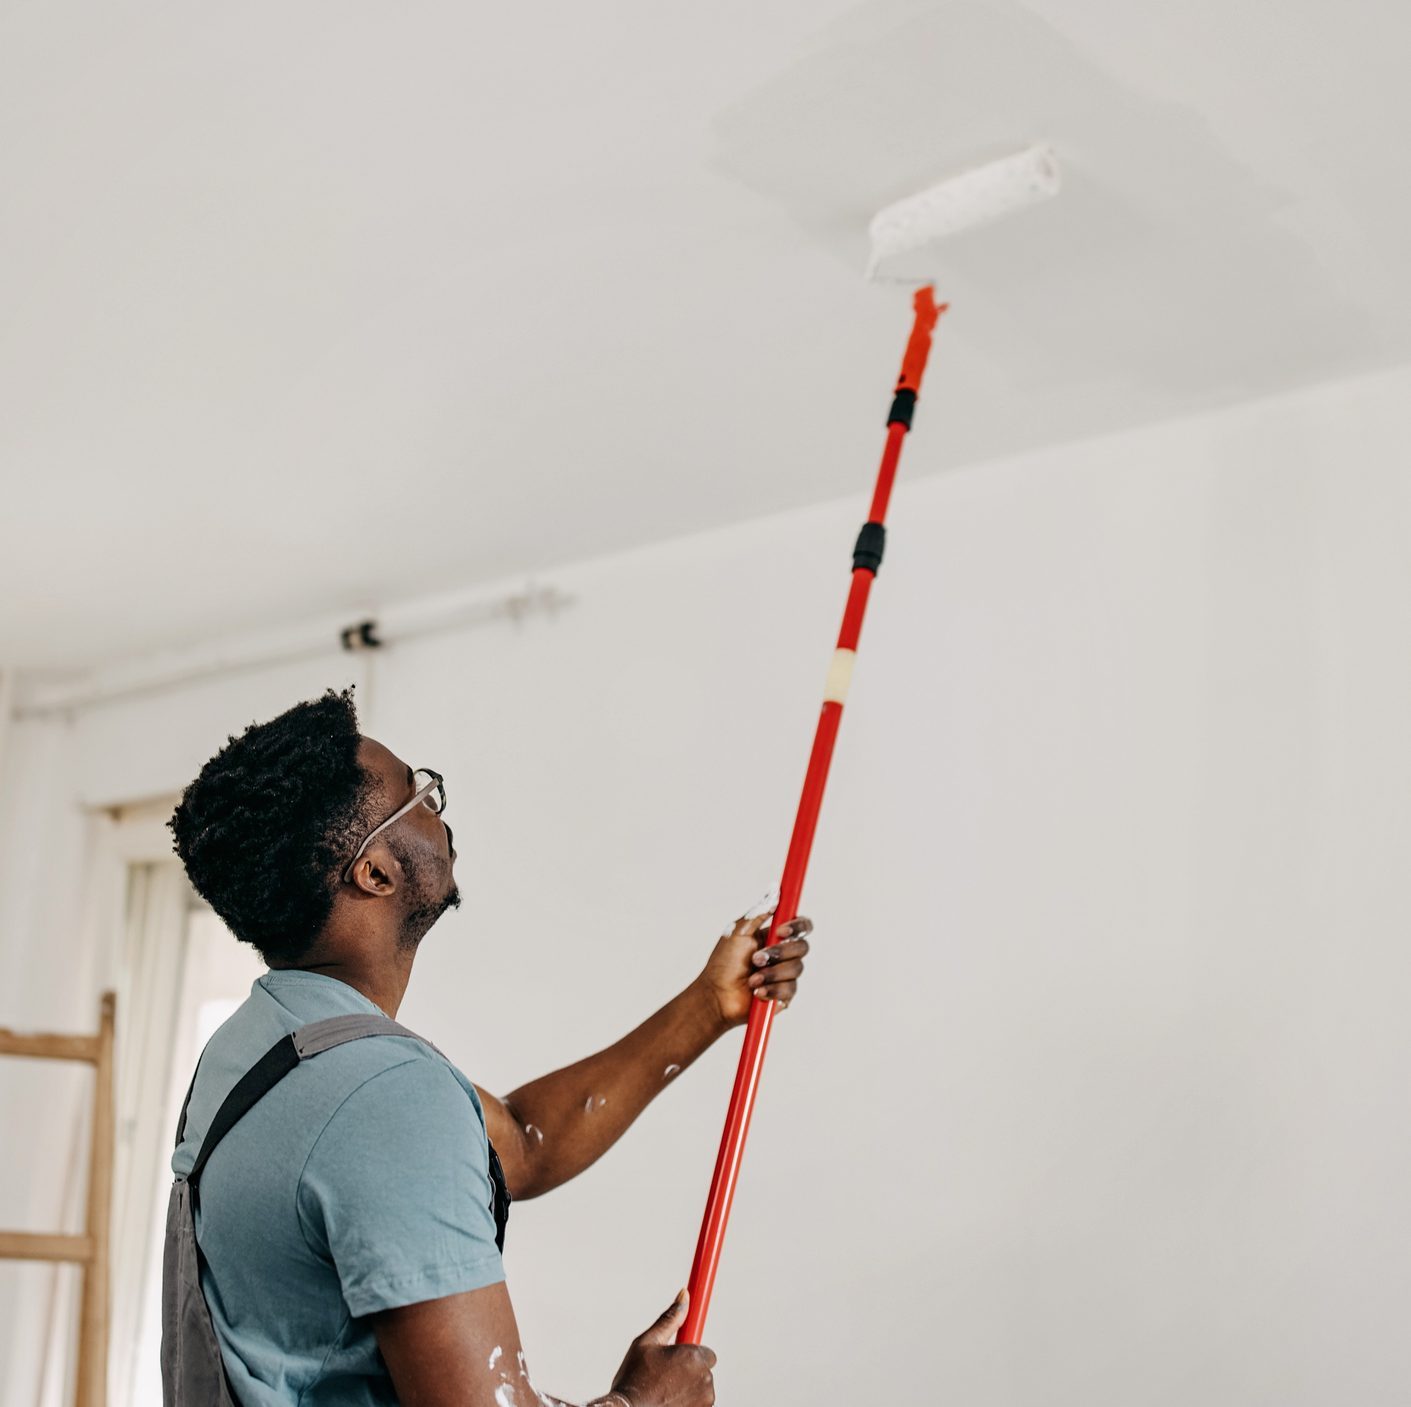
14 581 575 720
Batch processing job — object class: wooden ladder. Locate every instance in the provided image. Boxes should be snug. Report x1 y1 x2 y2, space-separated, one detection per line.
0 991 116 1407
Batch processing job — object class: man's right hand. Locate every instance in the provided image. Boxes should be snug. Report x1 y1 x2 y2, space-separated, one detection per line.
375 1276 716 1407
607 1290 717 1407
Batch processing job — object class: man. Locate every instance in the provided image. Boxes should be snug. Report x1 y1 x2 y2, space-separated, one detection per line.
167 688 812 1406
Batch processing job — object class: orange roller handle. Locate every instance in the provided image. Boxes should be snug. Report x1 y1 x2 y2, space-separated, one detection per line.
897 284 942 393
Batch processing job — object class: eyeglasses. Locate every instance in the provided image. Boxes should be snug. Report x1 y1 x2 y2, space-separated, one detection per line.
342 768 446 883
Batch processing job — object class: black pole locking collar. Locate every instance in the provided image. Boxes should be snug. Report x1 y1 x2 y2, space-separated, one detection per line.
886 388 917 429
852 521 887 574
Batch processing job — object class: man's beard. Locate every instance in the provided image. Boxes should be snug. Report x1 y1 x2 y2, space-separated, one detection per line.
391 838 461 953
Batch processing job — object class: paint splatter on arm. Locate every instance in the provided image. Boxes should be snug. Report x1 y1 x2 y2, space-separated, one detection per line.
473 899 810 1202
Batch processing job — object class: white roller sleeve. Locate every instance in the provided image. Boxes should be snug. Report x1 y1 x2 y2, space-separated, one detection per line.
867 144 1060 281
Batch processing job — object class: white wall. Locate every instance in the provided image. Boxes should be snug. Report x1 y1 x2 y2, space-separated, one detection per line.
3 361 1409 1404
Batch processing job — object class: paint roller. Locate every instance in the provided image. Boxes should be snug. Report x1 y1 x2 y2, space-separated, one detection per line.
678 144 1062 1346
867 143 1060 282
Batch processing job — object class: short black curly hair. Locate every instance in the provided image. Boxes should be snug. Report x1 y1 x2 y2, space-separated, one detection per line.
169 688 379 964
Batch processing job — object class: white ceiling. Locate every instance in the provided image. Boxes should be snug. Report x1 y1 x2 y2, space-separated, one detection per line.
4 0 1408 670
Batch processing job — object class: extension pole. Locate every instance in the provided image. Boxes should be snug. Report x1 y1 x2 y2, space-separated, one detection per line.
680 286 945 1344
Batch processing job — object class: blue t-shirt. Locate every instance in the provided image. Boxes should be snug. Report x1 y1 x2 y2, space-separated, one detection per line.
172 970 505 1406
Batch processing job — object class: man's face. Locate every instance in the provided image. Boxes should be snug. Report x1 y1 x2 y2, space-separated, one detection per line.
356 737 460 948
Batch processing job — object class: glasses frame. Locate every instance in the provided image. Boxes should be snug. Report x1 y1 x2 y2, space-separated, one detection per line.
342 768 446 883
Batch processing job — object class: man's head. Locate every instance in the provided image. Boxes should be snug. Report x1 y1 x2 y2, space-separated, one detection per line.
169 688 459 965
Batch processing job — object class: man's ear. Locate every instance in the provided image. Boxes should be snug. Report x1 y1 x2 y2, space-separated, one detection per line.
349 847 399 897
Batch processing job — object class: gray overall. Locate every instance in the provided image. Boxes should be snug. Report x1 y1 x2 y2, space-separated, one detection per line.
160 1014 511 1406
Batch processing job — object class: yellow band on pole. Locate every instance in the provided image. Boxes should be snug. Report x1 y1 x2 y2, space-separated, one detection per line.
822 648 857 705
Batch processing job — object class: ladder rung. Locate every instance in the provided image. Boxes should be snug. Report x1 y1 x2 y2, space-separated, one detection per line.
0 1030 101 1062
0 1231 95 1263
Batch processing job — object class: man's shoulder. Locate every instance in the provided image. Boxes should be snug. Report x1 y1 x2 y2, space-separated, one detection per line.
176 985 479 1172
216 973 469 1093
295 1043 493 1211
287 1015 486 1138
311 1038 480 1129
303 1027 458 1100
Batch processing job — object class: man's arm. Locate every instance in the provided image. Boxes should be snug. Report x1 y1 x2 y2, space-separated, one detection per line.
374 1281 713 1407
476 909 811 1200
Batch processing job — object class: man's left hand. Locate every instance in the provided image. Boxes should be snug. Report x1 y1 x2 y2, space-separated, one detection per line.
694 905 813 1029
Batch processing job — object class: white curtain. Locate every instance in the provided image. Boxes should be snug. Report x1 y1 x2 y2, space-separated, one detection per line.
109 861 192 1407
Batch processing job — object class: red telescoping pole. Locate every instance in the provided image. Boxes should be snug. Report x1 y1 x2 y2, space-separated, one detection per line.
679 286 946 1344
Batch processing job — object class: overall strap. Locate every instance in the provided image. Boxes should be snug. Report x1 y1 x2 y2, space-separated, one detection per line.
182 1014 419 1188
292 1013 423 1056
